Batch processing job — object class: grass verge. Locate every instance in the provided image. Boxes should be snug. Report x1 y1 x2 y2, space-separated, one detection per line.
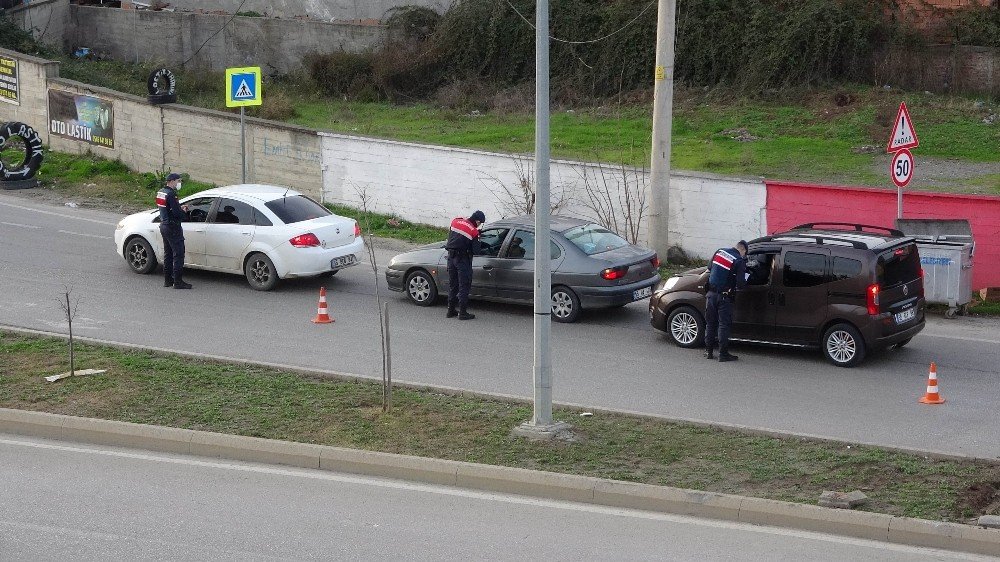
2 330 998 524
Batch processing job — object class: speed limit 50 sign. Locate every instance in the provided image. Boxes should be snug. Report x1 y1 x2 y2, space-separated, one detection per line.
891 149 913 188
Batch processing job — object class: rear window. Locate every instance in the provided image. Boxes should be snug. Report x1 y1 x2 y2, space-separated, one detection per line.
264 195 331 225
563 224 629 255
877 244 921 287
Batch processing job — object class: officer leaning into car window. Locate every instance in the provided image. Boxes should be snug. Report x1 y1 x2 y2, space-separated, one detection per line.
704 240 748 362
156 173 192 290
445 210 486 320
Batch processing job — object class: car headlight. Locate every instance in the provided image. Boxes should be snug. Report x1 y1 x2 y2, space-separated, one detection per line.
116 220 125 230
663 276 679 291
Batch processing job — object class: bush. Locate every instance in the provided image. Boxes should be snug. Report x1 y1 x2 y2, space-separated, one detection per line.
304 51 378 99
948 5 1000 47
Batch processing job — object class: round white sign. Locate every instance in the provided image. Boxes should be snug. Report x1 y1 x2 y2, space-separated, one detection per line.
891 149 913 188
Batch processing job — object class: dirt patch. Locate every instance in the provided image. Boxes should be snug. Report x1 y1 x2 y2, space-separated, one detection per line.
961 481 1000 514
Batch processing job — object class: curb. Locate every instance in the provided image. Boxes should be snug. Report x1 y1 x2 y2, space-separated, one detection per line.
2 408 998 556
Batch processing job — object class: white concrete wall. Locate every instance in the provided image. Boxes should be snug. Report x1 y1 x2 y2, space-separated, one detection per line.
148 0 449 21
320 133 767 258
8 0 71 50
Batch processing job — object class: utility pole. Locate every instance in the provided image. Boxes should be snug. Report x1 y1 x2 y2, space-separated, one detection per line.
648 0 677 257
514 0 567 440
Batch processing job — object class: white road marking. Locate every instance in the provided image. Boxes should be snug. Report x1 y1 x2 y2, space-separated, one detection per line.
919 332 1000 345
0 436 987 560
57 229 113 240
0 199 118 226
0 221 40 229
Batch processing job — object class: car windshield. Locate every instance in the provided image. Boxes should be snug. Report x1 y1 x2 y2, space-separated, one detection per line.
264 195 331 224
562 224 629 255
877 244 921 287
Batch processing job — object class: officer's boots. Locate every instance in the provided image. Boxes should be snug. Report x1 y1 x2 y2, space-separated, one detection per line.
446 307 458 318
458 308 475 320
174 279 193 289
164 275 174 288
704 347 715 360
718 349 738 362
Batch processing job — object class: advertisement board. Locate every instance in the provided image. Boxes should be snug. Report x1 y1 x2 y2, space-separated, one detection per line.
0 55 19 105
47 89 114 149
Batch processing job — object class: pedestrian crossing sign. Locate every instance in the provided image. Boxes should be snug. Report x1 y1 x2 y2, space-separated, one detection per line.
225 66 262 107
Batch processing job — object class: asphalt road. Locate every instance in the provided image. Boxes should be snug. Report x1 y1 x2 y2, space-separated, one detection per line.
1 192 998 458
1 434 989 561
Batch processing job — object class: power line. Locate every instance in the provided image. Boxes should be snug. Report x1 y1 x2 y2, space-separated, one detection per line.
180 0 249 67
501 0 657 45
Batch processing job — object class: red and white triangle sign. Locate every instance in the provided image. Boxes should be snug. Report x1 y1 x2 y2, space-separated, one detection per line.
887 101 919 153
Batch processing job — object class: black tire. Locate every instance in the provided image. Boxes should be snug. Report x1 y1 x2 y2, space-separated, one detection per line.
124 236 157 274
147 93 177 105
822 323 867 368
666 305 704 348
245 253 279 291
405 269 437 306
893 337 912 350
551 286 581 323
0 122 44 181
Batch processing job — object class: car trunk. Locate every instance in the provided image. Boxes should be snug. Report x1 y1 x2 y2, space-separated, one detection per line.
298 215 357 249
877 243 923 324
596 245 657 285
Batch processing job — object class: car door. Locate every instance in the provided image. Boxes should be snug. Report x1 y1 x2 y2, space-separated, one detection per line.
470 227 510 298
731 250 778 340
203 197 256 272
773 249 831 344
179 196 217 267
493 229 564 302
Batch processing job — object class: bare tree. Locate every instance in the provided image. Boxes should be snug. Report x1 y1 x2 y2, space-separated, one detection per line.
482 153 571 217
354 184 392 412
575 154 649 245
57 286 80 375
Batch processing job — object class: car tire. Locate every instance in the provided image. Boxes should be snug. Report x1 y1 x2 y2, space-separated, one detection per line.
405 269 437 306
245 252 279 291
666 306 704 348
551 286 581 323
822 323 866 367
893 337 912 349
124 236 157 274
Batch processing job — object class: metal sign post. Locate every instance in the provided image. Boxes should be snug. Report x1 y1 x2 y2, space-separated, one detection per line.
225 66 262 184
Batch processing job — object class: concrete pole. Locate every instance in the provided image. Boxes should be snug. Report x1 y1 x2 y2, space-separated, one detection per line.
648 0 677 257
531 0 553 427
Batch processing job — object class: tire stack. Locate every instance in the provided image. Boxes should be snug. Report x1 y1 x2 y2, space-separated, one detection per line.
147 68 177 105
0 122 44 190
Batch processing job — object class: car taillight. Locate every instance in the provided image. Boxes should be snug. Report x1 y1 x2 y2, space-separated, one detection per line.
289 233 321 248
601 266 628 280
919 268 925 297
354 222 361 237
866 283 880 315
650 255 661 268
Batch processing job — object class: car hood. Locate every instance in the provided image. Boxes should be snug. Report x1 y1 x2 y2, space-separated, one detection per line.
656 266 708 293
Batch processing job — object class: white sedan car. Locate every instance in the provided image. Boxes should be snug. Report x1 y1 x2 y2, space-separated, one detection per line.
115 184 364 290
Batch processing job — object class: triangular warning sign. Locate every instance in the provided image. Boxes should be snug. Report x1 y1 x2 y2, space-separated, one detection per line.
886 101 919 153
234 79 253 99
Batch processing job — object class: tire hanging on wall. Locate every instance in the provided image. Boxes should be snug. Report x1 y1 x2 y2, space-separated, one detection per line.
147 68 178 105
0 122 45 181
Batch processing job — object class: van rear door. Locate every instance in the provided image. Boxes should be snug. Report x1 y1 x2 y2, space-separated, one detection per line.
877 242 923 327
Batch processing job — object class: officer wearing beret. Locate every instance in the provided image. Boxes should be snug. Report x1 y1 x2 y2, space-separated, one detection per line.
156 173 192 289
705 240 748 362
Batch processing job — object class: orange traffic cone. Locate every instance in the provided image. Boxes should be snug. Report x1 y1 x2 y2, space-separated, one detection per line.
312 287 334 324
919 362 945 404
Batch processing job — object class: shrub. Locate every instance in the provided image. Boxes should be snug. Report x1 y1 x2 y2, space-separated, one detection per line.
304 51 377 98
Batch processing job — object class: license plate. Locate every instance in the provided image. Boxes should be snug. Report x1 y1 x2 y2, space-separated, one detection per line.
633 287 652 301
894 307 916 324
331 254 357 268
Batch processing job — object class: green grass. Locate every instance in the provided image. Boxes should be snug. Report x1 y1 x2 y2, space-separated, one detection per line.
329 203 447 245
970 300 1000 315
2 330 998 523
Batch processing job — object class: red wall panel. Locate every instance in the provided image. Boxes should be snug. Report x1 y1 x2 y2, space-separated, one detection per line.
765 181 1000 289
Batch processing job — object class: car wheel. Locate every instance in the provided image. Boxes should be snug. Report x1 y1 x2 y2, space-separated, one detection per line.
551 286 581 323
405 269 437 306
124 236 157 274
245 253 279 291
893 337 912 350
666 306 704 348
822 323 866 367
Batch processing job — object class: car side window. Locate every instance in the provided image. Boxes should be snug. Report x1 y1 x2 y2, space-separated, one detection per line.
184 197 216 223
745 253 775 286
504 230 561 260
253 209 273 227
783 251 827 288
211 198 255 226
831 257 862 281
477 228 510 257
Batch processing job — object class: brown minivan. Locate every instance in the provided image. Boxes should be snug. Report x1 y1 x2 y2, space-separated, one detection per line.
649 223 926 367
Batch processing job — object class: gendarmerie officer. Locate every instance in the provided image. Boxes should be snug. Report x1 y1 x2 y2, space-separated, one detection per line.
156 173 192 289
704 240 748 362
445 210 486 320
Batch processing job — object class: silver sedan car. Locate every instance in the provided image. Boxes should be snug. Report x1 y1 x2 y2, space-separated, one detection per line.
385 216 661 322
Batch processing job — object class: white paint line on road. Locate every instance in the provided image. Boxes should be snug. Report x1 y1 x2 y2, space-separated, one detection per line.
919 332 1000 345
57 229 113 240
0 436 983 559
0 199 117 226
0 221 40 229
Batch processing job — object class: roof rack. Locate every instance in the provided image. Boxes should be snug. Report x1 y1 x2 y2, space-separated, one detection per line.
792 222 904 237
758 234 869 250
